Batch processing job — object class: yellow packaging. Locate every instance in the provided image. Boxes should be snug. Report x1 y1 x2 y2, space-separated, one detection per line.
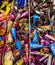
16 59 24 65
1 1 8 9
0 40 4 47
24 26 29 31
0 29 6 36
0 1 14 16
7 21 13 33
0 1 9 15
5 6 11 16
39 26 52 30
3 51 14 65
7 32 13 43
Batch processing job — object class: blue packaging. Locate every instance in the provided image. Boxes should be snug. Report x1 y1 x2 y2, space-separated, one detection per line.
10 28 16 40
49 44 55 57
30 25 32 30
32 15 39 25
17 0 28 8
15 40 22 51
50 21 53 26
0 36 3 41
32 32 39 42
30 42 44 49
